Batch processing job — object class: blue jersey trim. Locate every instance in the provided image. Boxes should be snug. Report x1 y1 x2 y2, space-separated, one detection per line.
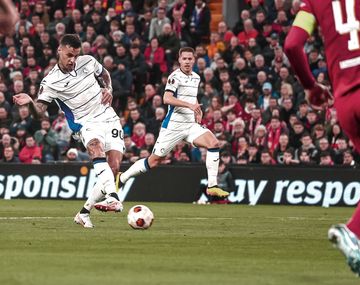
161 90 177 129
93 157 107 164
55 99 83 132
208 148 220 152
144 158 150 170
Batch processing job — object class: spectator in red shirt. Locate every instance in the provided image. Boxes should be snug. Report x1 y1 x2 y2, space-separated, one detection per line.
266 116 288 154
131 122 146 148
19 135 42 164
144 37 167 84
237 19 259 47
217 21 234 45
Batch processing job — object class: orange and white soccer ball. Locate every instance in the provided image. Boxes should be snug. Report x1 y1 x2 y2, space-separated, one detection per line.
127 205 154 230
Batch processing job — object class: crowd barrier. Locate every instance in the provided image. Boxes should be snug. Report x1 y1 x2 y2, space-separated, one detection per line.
0 163 359 207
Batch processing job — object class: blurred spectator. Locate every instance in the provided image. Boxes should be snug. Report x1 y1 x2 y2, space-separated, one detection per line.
266 116 288 154
34 117 58 162
220 150 235 165
217 21 234 45
273 133 290 164
1 145 19 163
111 61 133 112
260 148 275 165
283 147 299 165
144 37 167 84
149 7 171 40
64 148 80 162
158 23 181 69
319 151 334 166
52 111 72 156
248 143 260 163
237 18 258 47
9 105 34 136
316 137 336 163
19 134 42 164
190 0 211 46
343 150 358 168
131 122 146 148
146 106 166 137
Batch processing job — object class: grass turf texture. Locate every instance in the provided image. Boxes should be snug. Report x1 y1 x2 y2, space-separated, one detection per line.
0 200 358 285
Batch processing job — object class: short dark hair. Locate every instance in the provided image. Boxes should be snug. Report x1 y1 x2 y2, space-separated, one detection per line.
60 34 81 49
179 47 195 56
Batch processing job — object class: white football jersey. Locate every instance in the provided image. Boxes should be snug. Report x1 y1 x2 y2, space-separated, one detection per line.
162 68 201 130
38 55 118 132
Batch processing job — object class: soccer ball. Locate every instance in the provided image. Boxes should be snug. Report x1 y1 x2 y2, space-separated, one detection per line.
127 205 154 230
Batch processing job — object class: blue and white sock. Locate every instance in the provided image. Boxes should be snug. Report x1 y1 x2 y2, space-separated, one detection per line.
120 158 150 184
206 148 220 187
93 157 116 195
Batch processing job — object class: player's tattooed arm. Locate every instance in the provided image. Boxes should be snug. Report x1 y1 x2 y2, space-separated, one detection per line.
29 101 48 120
98 68 113 105
98 68 113 91
13 93 48 120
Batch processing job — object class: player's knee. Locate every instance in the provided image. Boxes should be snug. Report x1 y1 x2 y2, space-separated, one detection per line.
148 155 162 168
87 138 105 158
208 139 220 149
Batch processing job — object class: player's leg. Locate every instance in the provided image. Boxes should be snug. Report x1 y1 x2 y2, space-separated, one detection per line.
118 153 163 185
329 95 360 273
94 149 124 212
118 128 182 186
335 96 360 237
74 180 104 228
189 124 229 197
94 120 125 212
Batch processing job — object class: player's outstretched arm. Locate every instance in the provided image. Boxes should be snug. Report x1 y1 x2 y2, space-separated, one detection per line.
284 11 333 107
163 91 202 115
13 93 48 120
284 26 315 90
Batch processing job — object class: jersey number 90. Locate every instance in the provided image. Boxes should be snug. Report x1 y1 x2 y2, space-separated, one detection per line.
112 129 124 140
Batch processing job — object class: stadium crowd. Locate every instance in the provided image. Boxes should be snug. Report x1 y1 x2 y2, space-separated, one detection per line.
0 0 357 167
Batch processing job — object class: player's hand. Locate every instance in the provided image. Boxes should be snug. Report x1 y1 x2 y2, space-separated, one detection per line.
306 82 333 107
189 103 202 115
101 88 113 105
13 93 32 106
195 109 203 123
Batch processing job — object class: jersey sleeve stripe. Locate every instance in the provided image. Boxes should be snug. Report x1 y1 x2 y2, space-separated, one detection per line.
76 59 92 71
67 71 94 89
72 90 101 110
63 80 97 102
51 73 70 84
293 11 316 35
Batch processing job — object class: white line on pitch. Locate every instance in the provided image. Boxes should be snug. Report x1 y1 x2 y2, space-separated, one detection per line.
0 216 234 220
0 216 335 221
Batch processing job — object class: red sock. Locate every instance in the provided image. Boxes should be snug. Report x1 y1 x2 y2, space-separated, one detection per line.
346 203 360 238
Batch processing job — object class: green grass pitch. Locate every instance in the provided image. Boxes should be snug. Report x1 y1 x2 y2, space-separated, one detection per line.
0 200 359 285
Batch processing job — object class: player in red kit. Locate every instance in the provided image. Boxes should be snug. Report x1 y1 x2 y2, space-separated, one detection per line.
285 0 360 275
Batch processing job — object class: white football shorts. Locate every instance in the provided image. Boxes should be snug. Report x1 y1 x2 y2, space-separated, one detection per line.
79 119 125 153
152 123 210 157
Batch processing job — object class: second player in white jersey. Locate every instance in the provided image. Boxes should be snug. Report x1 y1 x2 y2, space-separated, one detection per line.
162 68 201 130
38 55 118 132
117 47 230 198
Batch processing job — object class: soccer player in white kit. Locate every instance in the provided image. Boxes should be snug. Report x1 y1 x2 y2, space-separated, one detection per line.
117 47 229 198
13 34 124 228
